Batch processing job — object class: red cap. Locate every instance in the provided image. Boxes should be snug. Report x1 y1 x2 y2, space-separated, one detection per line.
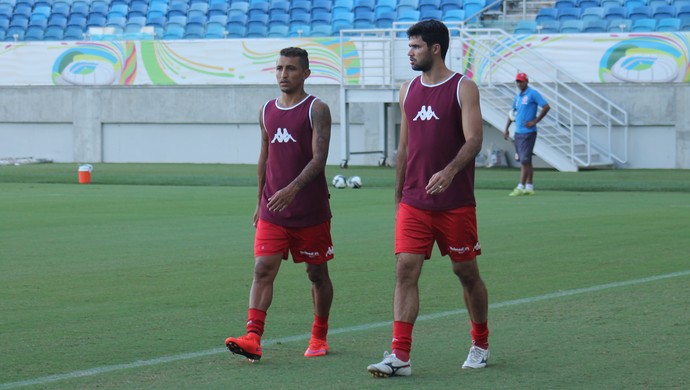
516 73 528 82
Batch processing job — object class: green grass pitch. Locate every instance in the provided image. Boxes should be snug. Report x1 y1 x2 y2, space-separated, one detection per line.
1 164 689 389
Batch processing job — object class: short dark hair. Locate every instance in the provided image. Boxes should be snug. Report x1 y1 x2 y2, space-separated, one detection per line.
279 47 309 70
407 20 450 60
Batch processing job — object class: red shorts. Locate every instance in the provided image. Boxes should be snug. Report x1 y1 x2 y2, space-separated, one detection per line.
395 202 481 262
254 219 334 264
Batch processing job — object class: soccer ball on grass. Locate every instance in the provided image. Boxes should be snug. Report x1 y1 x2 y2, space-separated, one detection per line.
347 176 362 189
332 174 346 189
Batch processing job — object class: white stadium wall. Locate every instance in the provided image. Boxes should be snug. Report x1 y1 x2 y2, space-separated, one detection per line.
0 35 689 168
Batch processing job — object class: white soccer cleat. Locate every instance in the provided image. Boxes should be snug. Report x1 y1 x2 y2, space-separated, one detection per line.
462 345 489 369
367 351 412 378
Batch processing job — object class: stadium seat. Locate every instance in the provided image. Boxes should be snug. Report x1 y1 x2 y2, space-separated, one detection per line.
397 9 420 22
581 7 606 21
226 24 247 38
679 5 690 20
558 7 582 21
536 8 559 23
421 9 443 20
24 25 44 40
604 6 628 20
230 1 251 15
607 18 632 31
48 14 67 28
333 0 354 14
375 0 396 16
189 3 211 18
147 3 168 20
463 0 485 23
537 20 560 33
513 20 537 34
167 15 187 29
313 0 334 13
13 4 32 19
267 24 288 37
63 24 85 40
310 24 333 36
269 13 289 27
208 14 228 27
353 0 375 13
86 14 106 28
600 0 623 8
288 24 310 36
204 22 226 39
6 26 25 40
109 4 129 19
28 17 47 29
246 24 268 37
652 5 676 20
146 15 167 29
248 14 269 29
631 17 656 31
680 15 690 30
246 2 267 18
419 0 441 12
629 6 653 21
44 25 64 40
129 3 148 18
268 1 290 18
443 8 465 21
167 1 188 18
375 11 395 27
333 10 355 23
555 0 577 9
655 17 681 31
292 0 313 14
184 24 205 39
163 24 185 39
187 14 208 28
396 0 420 14
353 10 374 28
332 18 353 32
312 11 332 27
577 0 601 9
67 14 86 29
90 2 109 17
623 0 645 11
560 19 585 32
583 18 608 31
33 5 52 19
440 0 463 13
648 0 668 9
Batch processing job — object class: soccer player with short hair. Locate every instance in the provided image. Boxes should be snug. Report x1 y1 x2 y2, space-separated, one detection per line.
367 20 490 377
225 47 334 361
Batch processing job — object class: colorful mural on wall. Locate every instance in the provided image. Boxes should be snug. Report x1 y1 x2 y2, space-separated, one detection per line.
0 33 688 86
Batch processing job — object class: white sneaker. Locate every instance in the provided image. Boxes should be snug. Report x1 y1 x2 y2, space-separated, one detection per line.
367 351 411 377
462 345 489 369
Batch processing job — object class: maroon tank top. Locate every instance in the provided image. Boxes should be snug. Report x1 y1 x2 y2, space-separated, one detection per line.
260 94 331 227
401 73 476 210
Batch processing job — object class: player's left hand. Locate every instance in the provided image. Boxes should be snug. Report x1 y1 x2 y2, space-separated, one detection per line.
267 186 298 212
426 171 452 195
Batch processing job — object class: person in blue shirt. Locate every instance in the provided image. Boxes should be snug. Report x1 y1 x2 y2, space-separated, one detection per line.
503 72 550 196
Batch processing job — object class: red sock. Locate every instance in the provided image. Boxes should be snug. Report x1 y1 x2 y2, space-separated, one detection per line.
471 320 489 350
391 321 414 362
246 308 266 337
311 314 329 340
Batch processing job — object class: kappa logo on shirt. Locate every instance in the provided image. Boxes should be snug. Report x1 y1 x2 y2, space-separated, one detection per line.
413 105 440 121
271 128 297 143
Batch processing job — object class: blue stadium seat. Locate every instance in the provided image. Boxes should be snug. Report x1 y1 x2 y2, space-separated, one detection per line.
333 10 354 23
679 5 690 20
332 18 352 32
655 17 681 31
313 0 333 13
184 24 205 39
0 17 10 31
268 1 289 18
269 13 289 27
396 0 420 14
577 0 601 9
292 0 313 14
631 17 656 31
555 0 577 9
629 6 653 21
129 2 148 18
246 24 268 37
421 9 443 20
558 7 581 21
333 0 354 14
537 20 560 33
680 15 690 30
652 5 676 20
187 14 208 28
248 13 269 29
267 24 288 37
110 3 130 18
163 24 185 39
440 0 463 13
375 0 396 16
600 0 622 8
48 14 67 28
6 25 25 40
442 8 464 21
44 25 64 40
560 19 585 32
375 10 395 27
147 3 168 20
647 0 668 9
86 14 106 28
353 10 374 28
397 9 420 22
583 18 608 31
90 2 109 17
106 16 126 32
29 17 47 29
209 14 228 26
226 24 247 37
146 15 167 29
353 0 375 13
623 0 645 12
536 8 559 23
167 15 187 28
24 25 45 40
581 7 606 21
168 1 188 18
419 0 441 12
189 3 210 18
228 13 248 28
67 14 86 29
463 0 485 23
127 16 146 28
246 2 267 18
204 22 226 39
230 1 251 15
312 11 332 26
310 24 333 36
14 4 32 19
0 4 13 18
603 6 627 20
51 2 70 17
64 25 85 39
33 5 52 19
206 3 230 17
513 20 537 34
607 18 632 31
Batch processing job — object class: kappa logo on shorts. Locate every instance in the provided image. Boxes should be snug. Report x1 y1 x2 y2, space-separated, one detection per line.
413 105 440 121
326 246 334 256
271 128 297 143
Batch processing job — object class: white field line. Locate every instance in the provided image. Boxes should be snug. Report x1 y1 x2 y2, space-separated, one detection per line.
2 269 689 389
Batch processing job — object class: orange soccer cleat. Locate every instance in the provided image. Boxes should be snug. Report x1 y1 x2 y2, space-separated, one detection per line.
304 338 329 358
225 333 262 362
